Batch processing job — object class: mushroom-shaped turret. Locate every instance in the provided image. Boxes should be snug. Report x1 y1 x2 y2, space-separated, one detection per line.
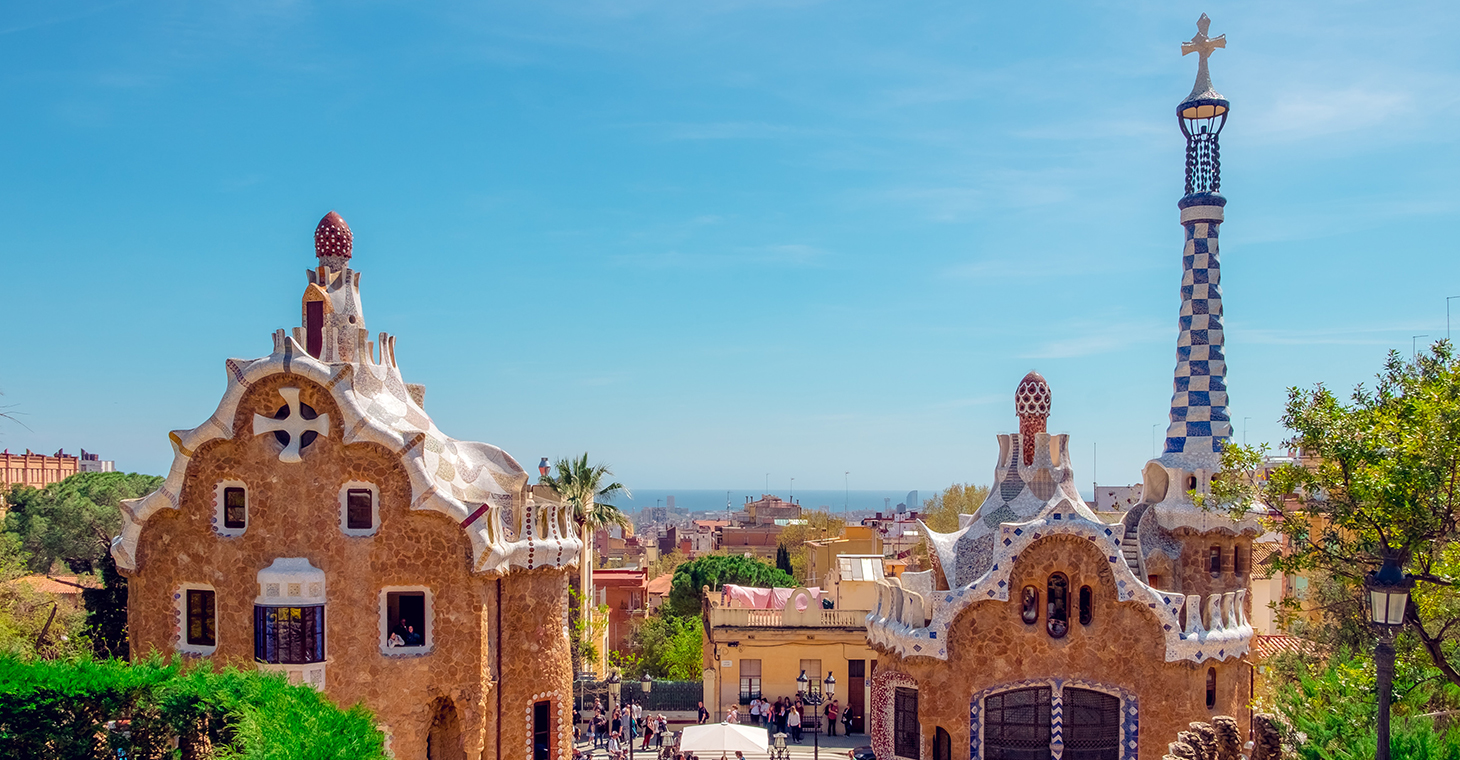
314 211 353 268
1015 371 1051 466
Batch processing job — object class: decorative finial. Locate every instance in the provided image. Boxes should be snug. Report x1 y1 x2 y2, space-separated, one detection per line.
314 211 353 263
1015 371 1051 466
1180 13 1227 106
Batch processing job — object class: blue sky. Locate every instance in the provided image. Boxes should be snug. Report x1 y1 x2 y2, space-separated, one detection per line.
1 1 1456 494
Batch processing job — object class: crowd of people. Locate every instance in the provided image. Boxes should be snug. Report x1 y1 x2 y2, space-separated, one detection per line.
572 693 859 760
579 698 671 760
721 696 852 743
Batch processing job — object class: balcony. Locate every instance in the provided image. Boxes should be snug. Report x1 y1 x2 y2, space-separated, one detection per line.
708 606 869 629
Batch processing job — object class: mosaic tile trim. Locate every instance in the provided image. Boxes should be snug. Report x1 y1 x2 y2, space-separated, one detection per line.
1163 207 1231 458
114 328 582 577
869 669 919 760
867 509 1252 664
968 678 1138 760
526 691 571 760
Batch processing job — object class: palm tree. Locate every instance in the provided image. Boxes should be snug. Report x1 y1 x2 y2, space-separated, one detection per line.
540 454 630 630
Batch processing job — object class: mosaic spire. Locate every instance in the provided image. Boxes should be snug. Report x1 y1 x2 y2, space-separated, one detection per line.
1163 15 1232 464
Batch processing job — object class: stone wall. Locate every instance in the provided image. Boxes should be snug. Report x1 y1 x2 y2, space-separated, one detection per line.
125 374 567 759
872 534 1250 760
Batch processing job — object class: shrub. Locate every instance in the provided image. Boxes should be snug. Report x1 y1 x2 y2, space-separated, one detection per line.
0 655 386 760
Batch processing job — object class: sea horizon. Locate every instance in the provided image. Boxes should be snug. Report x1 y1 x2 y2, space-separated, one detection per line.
608 488 929 515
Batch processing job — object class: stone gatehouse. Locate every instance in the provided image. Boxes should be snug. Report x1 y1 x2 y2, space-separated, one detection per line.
113 211 580 760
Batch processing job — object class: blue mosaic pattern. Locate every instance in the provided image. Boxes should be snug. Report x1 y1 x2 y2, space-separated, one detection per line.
969 679 1137 760
1165 213 1232 455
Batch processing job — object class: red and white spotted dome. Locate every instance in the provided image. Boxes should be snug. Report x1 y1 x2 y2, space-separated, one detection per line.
314 211 352 260
1015 371 1052 421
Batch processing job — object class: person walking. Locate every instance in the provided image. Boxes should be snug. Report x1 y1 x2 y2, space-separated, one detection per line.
825 700 839 737
787 703 802 743
607 732 622 760
697 701 709 724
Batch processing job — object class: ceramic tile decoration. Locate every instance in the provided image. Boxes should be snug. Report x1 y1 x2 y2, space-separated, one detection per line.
861 19 1260 760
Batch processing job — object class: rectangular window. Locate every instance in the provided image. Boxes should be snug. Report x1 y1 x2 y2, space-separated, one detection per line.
533 700 552 760
305 299 324 358
894 687 920 759
254 605 325 664
187 589 216 647
1209 546 1222 574
347 489 373 530
800 659 822 696
739 659 762 704
386 591 427 648
224 487 246 529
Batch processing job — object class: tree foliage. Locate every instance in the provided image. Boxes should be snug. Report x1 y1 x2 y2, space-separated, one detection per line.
664 555 795 618
0 534 90 661
621 615 704 681
0 655 387 759
1209 345 1460 686
3 472 163 575
646 550 687 581
776 509 845 582
539 453 630 535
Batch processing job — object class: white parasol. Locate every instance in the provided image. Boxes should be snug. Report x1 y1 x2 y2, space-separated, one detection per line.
677 723 770 755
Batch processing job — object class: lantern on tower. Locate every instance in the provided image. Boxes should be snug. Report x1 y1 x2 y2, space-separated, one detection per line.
1178 14 1229 199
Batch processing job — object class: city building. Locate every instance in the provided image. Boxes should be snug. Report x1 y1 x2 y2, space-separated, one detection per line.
1 449 79 490
78 449 116 473
864 19 1260 759
110 212 581 760
861 511 922 559
593 567 649 654
806 525 884 589
742 494 802 525
702 579 880 732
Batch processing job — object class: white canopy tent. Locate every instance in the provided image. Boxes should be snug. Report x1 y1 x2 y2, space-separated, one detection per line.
677 723 770 755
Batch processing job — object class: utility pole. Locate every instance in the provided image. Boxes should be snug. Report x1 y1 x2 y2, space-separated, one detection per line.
1414 335 1429 358
1449 296 1460 341
844 472 849 513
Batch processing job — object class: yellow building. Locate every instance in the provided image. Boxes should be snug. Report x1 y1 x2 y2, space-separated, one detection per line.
806 525 883 589
702 573 884 734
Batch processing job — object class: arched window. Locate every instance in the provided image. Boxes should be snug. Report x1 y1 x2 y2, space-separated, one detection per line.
1047 574 1069 638
984 686 1050 758
1187 474 1198 491
1233 546 1245 575
1079 586 1093 626
1020 586 1039 624
1205 668 1217 708
1209 546 1222 575
1065 688 1121 757
305 299 324 358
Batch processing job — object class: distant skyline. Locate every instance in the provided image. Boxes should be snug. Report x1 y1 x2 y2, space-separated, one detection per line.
1 2 1456 491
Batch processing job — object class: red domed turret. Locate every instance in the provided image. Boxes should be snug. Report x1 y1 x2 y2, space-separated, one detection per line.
314 211 352 262
1015 371 1051 465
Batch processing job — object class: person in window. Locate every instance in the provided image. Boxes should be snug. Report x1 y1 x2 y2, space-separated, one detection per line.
404 625 423 646
824 700 839 736
386 630 405 647
786 702 802 743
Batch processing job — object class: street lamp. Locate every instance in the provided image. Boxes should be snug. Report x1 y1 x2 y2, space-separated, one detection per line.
797 671 836 760
607 671 623 747
637 673 653 756
772 731 789 760
1366 553 1414 760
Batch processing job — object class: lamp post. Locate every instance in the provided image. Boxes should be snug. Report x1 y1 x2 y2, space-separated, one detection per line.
772 730 789 760
607 671 623 751
638 673 653 757
797 670 835 760
1366 553 1413 760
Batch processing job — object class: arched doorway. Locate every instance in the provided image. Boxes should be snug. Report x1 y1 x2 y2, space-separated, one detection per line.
934 727 952 760
426 697 466 760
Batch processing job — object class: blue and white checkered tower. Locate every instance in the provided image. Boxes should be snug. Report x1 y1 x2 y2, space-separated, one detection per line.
1162 13 1231 469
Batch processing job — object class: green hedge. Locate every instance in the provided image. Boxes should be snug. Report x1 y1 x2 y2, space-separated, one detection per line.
0 656 387 760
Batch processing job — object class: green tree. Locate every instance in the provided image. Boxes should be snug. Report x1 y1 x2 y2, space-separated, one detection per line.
776 509 846 582
539 454 629 629
1210 344 1460 687
621 614 704 681
775 544 792 576
646 550 687 581
0 533 90 660
3 472 163 574
665 554 795 618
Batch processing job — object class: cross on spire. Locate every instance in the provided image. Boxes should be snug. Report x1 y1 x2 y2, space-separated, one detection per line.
252 387 330 463
1181 13 1226 102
